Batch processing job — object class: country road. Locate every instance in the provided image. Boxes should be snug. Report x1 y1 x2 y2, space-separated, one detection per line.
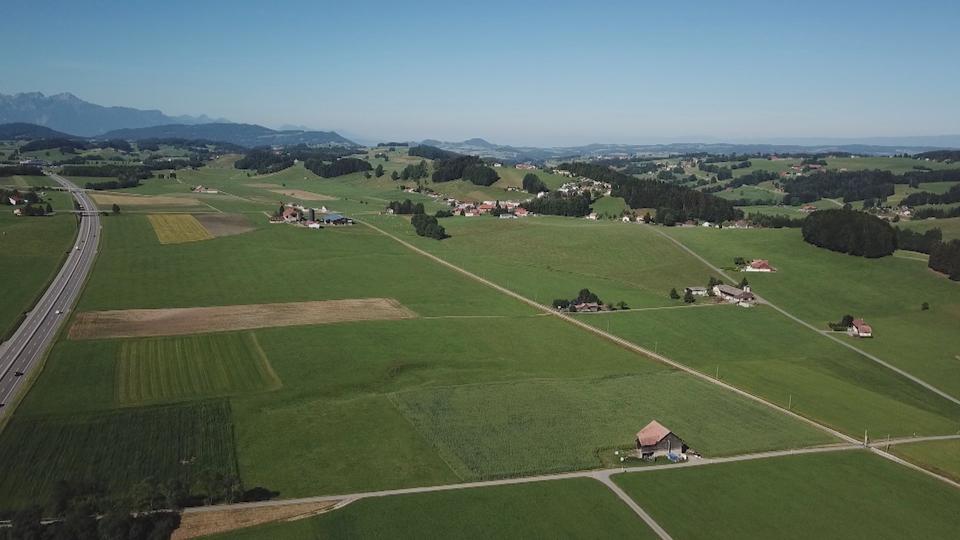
0 172 100 417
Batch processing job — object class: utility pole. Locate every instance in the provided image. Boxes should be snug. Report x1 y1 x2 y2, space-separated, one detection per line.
788 394 792 410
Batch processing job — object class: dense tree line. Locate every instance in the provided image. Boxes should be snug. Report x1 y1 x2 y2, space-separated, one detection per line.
84 177 141 190
61 164 151 179
400 160 430 180
409 144 458 160
305 157 372 178
522 173 547 193
431 155 483 182
0 165 42 177
784 168 960 203
377 141 409 147
929 240 960 280
622 161 659 175
461 164 499 186
387 199 425 215
20 138 89 153
697 162 733 179
521 192 592 217
914 150 960 162
411 212 447 239
234 148 294 174
895 227 942 254
912 206 960 219
560 162 741 223
801 209 896 258
746 212 804 228
724 169 779 189
901 183 960 206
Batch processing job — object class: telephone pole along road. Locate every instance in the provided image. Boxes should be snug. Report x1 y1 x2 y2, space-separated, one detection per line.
0 172 100 417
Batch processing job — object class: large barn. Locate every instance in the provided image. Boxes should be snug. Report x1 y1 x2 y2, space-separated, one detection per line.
635 420 688 460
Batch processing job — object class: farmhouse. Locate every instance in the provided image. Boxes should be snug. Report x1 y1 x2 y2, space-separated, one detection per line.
684 286 708 297
635 420 689 461
744 259 776 272
281 207 300 223
12 208 22 216
514 207 529 217
8 196 21 206
573 302 600 312
848 319 873 338
713 284 755 307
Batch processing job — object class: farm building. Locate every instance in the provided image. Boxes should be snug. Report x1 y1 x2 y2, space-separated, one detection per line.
744 259 776 272
713 284 755 307
684 286 708 297
848 319 873 338
635 420 689 460
281 207 300 223
573 302 600 312
321 213 353 225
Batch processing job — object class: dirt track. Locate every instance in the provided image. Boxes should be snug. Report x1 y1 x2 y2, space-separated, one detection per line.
69 298 416 339
172 500 343 539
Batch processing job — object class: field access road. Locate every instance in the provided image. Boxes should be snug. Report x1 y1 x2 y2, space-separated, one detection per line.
0 172 100 417
359 218 960 491
652 227 960 408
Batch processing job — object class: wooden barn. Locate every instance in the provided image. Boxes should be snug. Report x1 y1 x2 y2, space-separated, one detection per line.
635 420 688 460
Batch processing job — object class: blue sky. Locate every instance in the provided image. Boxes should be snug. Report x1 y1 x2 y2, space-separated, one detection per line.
2 0 959 145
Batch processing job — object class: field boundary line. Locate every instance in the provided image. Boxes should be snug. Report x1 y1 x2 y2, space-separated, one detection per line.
652 227 960 408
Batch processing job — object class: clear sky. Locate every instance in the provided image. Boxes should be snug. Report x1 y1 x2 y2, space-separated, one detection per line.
2 0 959 145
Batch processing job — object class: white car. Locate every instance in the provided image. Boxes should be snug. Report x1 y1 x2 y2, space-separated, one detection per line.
55 310 62 315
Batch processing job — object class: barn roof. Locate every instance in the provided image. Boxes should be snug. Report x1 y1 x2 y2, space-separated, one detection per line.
636 420 672 446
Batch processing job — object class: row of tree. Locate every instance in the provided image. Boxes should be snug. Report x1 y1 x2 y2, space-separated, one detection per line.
0 165 42 177
387 199 425 215
61 164 152 179
560 162 742 223
84 177 141 190
745 212 804 228
901 183 960 206
801 209 897 258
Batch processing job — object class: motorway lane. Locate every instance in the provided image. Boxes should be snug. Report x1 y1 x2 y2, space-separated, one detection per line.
0 172 100 415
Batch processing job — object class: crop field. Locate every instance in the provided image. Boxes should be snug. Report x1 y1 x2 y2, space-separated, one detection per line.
76 214 531 317
89 191 207 210
615 451 960 539
364 214 719 309
575 306 960 438
207 478 654 540
0 400 238 510
70 298 417 339
0 204 76 339
0 174 52 188
147 213 215 244
194 213 256 237
890 439 960 482
116 333 280 405
392 371 831 480
663 227 960 399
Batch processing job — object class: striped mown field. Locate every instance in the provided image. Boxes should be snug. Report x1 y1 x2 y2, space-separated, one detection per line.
116 333 281 405
147 213 213 244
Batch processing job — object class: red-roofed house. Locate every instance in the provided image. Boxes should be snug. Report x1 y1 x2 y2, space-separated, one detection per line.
514 207 529 217
745 259 775 272
635 420 688 460
848 319 873 338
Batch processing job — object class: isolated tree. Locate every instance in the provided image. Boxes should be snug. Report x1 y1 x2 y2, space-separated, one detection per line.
683 289 695 303
921 302 930 311
374 164 384 178
45 202 53 214
738 277 749 289
390 170 399 181
111 203 121 215
669 288 680 300
733 256 746 267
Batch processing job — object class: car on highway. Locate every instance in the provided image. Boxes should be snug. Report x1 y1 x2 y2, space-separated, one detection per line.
14 371 23 377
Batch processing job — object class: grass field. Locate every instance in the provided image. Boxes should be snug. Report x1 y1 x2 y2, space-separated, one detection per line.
715 185 783 203
664 226 960 400
116 333 280 405
591 195 629 217
0 400 238 510
891 439 960 482
615 451 960 539
147 213 214 244
207 478 654 539
900 216 960 240
0 201 76 339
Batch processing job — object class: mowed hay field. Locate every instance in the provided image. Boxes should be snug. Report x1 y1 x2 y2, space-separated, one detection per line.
116 333 280 405
663 227 960 398
148 213 214 244
70 298 417 339
576 306 960 438
615 451 960 539
364 214 717 309
206 478 655 540
0 400 238 510
891 439 960 482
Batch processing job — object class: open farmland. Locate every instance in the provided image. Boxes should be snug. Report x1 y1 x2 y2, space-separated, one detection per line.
148 213 214 244
0 400 238 510
891 439 960 482
70 298 417 339
615 451 960 539
116 333 280 405
663 226 960 399
206 478 655 540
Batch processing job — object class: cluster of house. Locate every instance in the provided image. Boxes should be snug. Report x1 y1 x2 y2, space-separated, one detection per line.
452 200 530 218
515 163 538 170
683 283 756 307
272 203 353 227
191 185 219 194
557 178 612 197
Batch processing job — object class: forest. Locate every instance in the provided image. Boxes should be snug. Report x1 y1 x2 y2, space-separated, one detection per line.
901 183 960 206
234 148 294 174
409 145 458 161
521 192 592 217
431 155 483 182
784 169 960 204
801 209 896 258
929 240 960 280
305 157 372 178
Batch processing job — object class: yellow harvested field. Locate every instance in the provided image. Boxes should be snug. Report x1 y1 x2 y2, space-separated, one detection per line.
267 189 336 201
147 214 214 244
69 298 417 339
89 193 201 207
172 500 343 539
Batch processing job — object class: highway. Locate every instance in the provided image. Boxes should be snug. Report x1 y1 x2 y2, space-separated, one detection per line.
0 172 100 416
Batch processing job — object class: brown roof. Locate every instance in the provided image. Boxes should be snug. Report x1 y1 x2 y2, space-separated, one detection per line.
853 319 872 333
636 420 671 446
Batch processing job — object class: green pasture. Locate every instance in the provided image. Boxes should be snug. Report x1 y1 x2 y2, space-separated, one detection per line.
891 439 960 482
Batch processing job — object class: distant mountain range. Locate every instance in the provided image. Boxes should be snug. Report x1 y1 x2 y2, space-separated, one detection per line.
421 137 960 161
0 122 76 140
100 123 356 148
0 92 225 137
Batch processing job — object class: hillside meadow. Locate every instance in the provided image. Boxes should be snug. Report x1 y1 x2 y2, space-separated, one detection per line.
615 451 960 539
